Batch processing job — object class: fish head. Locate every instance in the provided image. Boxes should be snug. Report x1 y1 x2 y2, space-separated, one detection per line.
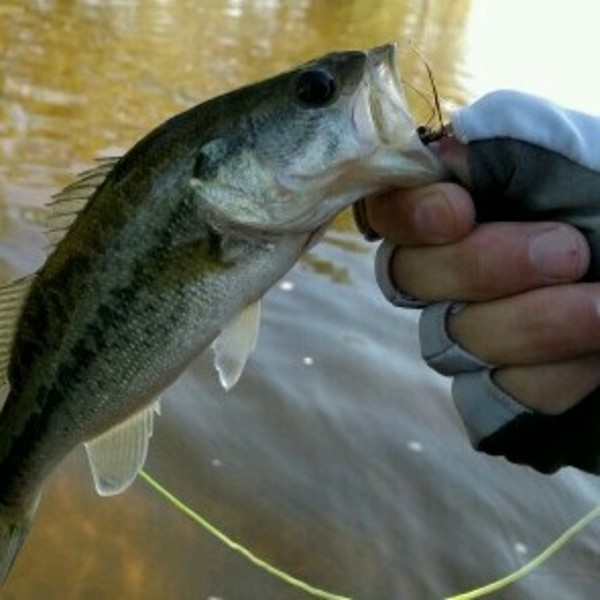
192 44 446 233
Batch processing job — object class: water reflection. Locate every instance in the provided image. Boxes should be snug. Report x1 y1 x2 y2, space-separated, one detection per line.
0 0 470 187
1 1 599 599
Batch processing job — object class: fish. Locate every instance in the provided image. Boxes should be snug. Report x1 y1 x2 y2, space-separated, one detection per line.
0 43 445 583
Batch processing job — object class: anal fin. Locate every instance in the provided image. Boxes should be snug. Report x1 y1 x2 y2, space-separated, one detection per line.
84 399 161 497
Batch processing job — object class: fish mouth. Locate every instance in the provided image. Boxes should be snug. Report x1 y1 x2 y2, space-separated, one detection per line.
364 43 410 145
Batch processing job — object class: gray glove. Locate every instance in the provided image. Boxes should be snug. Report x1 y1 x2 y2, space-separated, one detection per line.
376 90 600 474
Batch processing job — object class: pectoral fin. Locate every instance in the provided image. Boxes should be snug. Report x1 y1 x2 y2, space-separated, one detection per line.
84 399 161 497
211 301 261 391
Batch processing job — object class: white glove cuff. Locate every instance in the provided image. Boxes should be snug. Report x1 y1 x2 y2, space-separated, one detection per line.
419 302 492 375
453 370 534 446
374 240 427 308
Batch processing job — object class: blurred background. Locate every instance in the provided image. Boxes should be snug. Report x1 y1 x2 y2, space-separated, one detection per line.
0 1 599 598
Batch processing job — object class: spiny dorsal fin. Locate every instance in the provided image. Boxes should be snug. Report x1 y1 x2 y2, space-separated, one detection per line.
0 276 33 388
211 301 261 391
84 399 161 497
46 156 120 245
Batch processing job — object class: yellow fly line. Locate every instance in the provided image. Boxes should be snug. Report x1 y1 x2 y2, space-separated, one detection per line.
139 470 351 600
445 501 600 599
139 470 600 599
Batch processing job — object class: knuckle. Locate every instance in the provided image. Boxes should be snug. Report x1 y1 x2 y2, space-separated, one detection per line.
523 284 600 357
449 248 494 300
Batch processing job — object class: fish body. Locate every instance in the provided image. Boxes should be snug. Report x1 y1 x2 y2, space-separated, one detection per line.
0 44 444 582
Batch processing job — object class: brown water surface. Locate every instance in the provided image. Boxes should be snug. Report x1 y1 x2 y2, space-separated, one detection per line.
1 1 599 599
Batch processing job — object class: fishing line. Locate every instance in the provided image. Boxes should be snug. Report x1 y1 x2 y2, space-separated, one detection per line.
445 500 600 599
139 469 599 599
138 470 351 600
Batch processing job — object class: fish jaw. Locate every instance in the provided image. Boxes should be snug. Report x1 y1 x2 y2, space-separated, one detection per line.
368 44 415 146
353 44 414 147
272 42 448 231
351 43 447 185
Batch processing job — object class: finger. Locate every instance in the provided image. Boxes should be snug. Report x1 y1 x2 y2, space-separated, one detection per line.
494 354 600 415
364 183 475 245
449 283 600 365
391 222 589 302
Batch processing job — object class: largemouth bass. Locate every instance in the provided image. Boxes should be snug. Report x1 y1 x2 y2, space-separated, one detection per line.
0 44 444 583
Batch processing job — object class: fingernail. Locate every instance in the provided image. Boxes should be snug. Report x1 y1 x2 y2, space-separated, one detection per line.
414 194 455 243
529 226 589 280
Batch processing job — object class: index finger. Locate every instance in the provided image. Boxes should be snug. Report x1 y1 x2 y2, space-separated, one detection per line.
360 183 475 246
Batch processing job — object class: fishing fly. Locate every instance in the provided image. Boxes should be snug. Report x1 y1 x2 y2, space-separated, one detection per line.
405 42 448 144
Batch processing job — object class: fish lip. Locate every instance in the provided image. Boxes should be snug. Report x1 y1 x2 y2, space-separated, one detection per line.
365 43 407 144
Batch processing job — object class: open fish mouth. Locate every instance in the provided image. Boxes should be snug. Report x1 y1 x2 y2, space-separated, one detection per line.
366 43 410 145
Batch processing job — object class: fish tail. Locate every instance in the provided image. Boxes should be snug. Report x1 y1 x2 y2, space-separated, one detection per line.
0 496 39 586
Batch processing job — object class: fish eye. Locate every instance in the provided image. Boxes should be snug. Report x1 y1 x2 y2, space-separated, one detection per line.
296 69 337 106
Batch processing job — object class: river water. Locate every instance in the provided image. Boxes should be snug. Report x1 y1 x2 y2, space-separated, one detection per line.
1 1 599 599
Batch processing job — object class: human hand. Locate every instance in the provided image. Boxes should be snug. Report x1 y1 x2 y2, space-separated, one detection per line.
357 90 600 473
362 182 600 474
364 182 600 413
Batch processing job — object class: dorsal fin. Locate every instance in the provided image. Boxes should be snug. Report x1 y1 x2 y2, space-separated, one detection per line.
0 276 33 388
46 157 120 245
0 158 119 400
